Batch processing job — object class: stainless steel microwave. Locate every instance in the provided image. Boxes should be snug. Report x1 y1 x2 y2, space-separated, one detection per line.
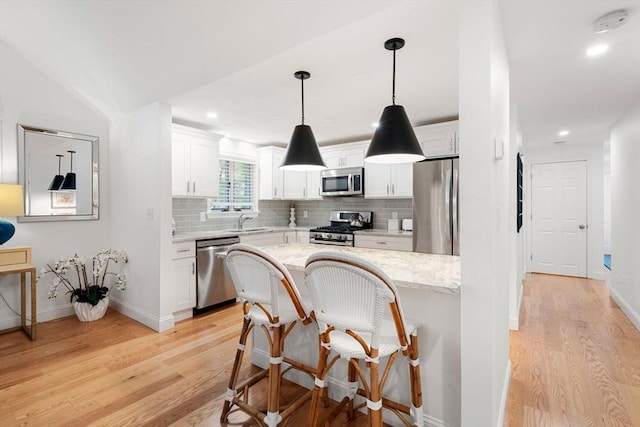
320 167 364 196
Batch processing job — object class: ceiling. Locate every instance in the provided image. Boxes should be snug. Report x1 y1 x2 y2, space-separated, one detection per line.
0 1 638 149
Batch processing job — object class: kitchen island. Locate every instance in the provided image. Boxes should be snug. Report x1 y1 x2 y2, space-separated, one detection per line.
239 243 461 427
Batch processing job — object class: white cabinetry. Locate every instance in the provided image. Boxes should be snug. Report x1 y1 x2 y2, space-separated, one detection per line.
321 141 368 169
414 120 459 159
171 241 196 320
283 170 322 200
354 234 412 252
240 232 284 246
258 146 284 200
296 230 310 243
283 231 296 244
172 125 220 197
364 162 413 198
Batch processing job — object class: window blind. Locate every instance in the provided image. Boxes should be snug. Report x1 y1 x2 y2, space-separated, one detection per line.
211 159 256 212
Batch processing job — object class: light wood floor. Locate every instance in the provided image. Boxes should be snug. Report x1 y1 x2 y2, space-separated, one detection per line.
1 274 638 426
506 274 640 427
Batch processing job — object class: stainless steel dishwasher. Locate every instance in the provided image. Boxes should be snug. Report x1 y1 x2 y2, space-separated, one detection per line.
195 236 240 310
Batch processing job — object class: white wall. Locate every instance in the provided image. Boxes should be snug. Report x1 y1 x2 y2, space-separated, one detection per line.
459 2 511 426
109 102 174 332
0 40 111 327
523 142 605 280
609 99 640 330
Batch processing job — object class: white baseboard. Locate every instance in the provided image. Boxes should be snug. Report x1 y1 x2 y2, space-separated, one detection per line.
607 285 640 331
509 283 523 331
252 347 451 427
173 308 194 323
497 360 512 427
109 297 174 332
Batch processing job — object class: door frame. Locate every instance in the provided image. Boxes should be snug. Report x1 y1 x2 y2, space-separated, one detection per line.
526 159 589 277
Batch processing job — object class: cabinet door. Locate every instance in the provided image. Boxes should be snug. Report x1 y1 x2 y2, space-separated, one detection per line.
283 231 296 244
364 163 391 198
414 121 458 159
190 136 220 197
240 232 284 246
283 170 307 199
271 151 284 199
322 151 344 169
342 146 366 168
173 257 196 312
258 147 285 200
306 171 322 199
390 163 413 197
171 132 190 196
296 231 310 243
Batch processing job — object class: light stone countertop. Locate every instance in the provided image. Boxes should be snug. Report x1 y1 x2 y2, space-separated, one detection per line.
239 243 460 295
172 226 309 243
353 228 413 238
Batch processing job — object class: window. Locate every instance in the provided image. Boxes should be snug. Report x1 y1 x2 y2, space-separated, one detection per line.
209 159 257 213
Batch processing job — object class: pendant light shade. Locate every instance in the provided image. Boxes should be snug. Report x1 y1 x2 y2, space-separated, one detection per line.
60 150 77 191
47 154 65 191
365 38 425 164
281 71 327 171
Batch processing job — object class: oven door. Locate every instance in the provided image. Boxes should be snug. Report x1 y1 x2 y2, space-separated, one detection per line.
320 167 363 196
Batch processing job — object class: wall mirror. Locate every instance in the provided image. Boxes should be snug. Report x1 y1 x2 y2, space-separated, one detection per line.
17 124 99 221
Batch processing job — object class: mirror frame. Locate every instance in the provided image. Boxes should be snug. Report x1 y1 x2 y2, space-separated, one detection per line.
17 124 99 222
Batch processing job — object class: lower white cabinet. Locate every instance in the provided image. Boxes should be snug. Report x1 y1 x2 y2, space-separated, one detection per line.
283 231 296 244
354 234 412 252
171 241 196 318
240 232 284 247
296 230 310 243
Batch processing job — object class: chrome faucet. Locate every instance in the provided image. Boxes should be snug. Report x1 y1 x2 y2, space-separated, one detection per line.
237 213 254 230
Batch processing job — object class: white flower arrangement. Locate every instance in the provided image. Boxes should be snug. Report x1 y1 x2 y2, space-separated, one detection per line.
38 249 128 306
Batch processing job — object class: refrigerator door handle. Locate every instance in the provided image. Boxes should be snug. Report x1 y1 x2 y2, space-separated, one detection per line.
452 159 459 255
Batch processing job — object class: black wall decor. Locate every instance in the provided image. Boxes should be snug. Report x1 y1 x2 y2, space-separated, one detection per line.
517 152 523 232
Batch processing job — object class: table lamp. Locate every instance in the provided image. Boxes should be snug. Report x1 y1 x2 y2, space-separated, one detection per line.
0 184 25 245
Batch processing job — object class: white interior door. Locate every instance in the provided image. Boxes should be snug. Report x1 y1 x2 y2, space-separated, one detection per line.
530 161 587 277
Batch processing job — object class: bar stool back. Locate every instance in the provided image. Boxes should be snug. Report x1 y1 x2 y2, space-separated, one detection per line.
305 251 423 427
221 244 315 426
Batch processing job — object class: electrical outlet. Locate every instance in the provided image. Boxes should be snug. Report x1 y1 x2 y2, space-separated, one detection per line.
146 208 154 220
303 210 308 218
200 212 206 222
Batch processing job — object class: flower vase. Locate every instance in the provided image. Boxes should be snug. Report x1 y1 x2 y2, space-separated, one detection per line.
289 207 296 228
73 297 109 322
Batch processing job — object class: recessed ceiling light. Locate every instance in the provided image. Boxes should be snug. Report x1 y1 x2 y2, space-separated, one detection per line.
558 130 569 137
593 10 629 33
206 112 218 119
586 44 609 57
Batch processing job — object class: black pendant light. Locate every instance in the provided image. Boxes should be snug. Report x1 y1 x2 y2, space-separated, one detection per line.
60 150 77 191
365 38 425 164
47 154 65 191
280 71 327 171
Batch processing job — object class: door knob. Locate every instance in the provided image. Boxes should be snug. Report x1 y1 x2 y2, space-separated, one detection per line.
579 224 586 230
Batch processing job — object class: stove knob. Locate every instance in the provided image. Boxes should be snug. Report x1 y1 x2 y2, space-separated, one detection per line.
327 234 333 240
339 235 346 240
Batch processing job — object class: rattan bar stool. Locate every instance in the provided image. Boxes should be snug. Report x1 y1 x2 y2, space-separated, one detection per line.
305 251 423 427
220 244 316 426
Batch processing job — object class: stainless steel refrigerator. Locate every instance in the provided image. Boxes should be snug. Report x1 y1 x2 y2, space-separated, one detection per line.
412 157 459 255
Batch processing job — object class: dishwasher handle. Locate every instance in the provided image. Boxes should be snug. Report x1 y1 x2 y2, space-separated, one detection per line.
196 236 240 248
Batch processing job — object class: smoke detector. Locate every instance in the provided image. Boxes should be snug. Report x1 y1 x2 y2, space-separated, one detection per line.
593 10 629 33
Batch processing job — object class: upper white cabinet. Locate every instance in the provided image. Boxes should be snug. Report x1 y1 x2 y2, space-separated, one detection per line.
321 141 368 169
283 170 322 200
414 120 459 159
258 146 284 200
172 125 220 197
364 162 413 199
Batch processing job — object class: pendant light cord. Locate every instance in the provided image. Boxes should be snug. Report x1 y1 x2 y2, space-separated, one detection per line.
300 77 305 125
392 47 396 106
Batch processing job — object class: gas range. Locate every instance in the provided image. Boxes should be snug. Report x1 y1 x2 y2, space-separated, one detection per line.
309 211 372 247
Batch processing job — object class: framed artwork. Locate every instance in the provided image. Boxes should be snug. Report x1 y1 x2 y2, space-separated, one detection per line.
51 192 76 208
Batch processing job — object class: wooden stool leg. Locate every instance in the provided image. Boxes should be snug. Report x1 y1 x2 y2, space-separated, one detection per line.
265 324 283 427
368 348 383 427
408 334 423 426
347 359 357 419
307 342 330 426
220 316 252 423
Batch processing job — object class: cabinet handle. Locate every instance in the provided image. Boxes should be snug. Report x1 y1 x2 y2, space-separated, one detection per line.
187 181 190 193
192 262 195 275
303 187 306 198
274 187 277 197
193 182 196 193
376 241 387 245
177 248 191 253
392 184 395 195
450 138 454 152
386 184 389 195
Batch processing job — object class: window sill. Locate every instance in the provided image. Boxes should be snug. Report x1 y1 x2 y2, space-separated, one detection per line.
206 210 260 219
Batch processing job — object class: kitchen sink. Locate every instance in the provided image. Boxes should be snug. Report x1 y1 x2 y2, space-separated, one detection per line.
225 227 270 233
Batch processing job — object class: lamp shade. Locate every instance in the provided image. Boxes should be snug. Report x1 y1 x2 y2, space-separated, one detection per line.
60 172 77 191
0 184 24 245
47 175 65 191
281 125 327 171
365 105 425 163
